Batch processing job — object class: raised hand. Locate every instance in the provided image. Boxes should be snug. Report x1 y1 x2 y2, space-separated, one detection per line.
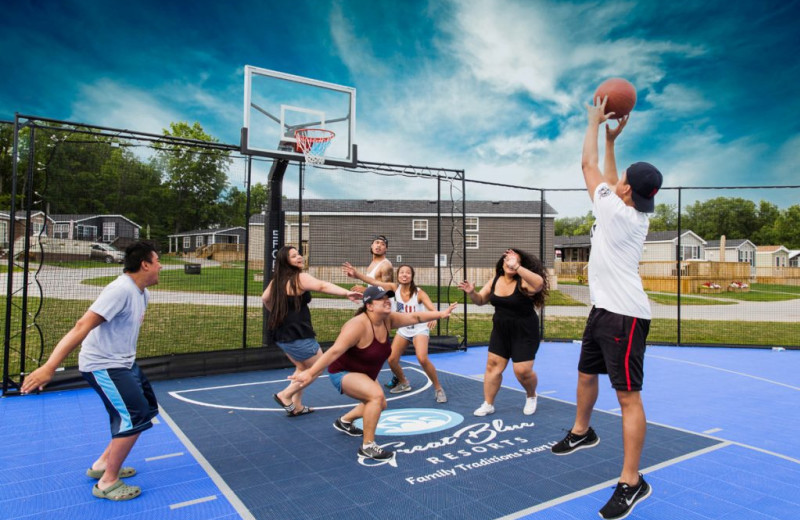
457 280 475 294
605 114 628 142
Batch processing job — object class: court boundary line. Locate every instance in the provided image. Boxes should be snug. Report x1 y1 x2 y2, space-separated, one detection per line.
166 367 431 412
157 404 256 520
495 441 733 520
646 353 800 391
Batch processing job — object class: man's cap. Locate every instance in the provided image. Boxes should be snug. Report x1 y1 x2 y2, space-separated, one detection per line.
627 162 663 213
371 235 388 246
363 285 395 304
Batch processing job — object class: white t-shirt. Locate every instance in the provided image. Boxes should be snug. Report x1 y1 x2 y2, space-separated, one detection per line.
78 274 149 372
588 183 651 319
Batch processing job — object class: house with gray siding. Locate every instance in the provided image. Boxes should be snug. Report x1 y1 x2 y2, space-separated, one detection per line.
168 227 246 254
49 214 141 247
248 199 557 269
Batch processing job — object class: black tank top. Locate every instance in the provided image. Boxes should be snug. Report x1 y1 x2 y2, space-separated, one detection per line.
273 291 315 342
489 276 535 319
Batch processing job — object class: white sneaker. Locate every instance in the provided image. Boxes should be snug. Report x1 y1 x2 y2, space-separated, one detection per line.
473 402 495 416
435 388 447 403
523 395 538 415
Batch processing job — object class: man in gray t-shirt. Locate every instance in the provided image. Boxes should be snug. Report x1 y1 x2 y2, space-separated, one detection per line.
22 241 162 502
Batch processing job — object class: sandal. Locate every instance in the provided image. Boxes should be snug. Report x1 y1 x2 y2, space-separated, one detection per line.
290 406 314 417
273 393 296 415
92 479 141 501
86 466 136 479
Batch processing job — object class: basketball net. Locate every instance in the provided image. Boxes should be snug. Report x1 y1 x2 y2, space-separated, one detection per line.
294 128 335 166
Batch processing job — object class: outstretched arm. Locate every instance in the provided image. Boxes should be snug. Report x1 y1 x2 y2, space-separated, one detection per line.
21 311 105 393
299 272 362 302
342 262 397 291
389 302 458 329
457 279 493 306
603 115 628 186
582 95 614 201
290 319 362 385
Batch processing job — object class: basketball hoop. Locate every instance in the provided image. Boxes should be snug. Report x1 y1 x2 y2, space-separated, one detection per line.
294 128 335 166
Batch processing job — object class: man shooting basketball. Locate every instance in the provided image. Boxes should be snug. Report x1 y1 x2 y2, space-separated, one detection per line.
551 96 662 520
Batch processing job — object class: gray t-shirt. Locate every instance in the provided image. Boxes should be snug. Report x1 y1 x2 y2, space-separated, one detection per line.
78 274 149 372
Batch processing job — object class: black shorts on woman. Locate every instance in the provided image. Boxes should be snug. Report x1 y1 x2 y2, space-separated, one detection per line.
578 306 650 392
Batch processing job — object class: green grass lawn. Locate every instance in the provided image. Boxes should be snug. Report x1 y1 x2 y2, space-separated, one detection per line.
646 292 738 305
4 297 798 376
80 268 585 306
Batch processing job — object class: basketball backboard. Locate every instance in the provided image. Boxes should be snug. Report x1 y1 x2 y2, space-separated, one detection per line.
241 66 357 167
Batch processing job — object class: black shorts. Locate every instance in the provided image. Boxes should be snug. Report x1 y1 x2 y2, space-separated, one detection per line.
578 307 650 391
82 362 159 438
488 315 540 363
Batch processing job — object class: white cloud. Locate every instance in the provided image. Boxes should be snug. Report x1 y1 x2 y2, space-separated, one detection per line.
646 83 712 115
70 79 182 134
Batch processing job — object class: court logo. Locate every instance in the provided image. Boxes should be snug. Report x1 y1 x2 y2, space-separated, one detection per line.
373 408 464 436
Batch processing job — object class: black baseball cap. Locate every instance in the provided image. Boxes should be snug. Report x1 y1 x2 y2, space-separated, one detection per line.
626 162 663 213
371 235 388 246
363 285 395 304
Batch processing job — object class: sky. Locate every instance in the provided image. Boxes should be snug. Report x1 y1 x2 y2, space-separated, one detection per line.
2 0 799 216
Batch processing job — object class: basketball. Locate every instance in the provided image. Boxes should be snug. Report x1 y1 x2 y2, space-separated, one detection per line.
593 78 637 119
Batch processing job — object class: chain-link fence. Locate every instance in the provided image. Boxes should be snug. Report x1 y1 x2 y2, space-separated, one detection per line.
3 116 799 394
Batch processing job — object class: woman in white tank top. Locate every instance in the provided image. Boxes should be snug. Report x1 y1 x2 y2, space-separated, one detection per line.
342 262 448 403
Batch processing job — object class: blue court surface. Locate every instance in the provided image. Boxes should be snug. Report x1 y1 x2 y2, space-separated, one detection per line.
2 342 798 520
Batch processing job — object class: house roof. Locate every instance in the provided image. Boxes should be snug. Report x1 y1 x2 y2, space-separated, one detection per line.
705 239 755 249
168 226 245 238
645 230 705 244
756 245 790 254
554 235 591 247
250 199 558 224
49 214 142 228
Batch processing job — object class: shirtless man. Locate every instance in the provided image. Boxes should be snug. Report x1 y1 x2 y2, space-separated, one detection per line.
363 235 393 284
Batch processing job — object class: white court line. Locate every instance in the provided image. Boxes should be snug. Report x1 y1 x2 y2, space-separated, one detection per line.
169 495 217 510
145 452 184 462
496 442 732 520
704 428 723 434
167 367 431 412
648 354 800 391
158 405 256 520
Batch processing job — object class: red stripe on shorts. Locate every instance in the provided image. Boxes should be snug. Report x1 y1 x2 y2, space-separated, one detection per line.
624 318 637 391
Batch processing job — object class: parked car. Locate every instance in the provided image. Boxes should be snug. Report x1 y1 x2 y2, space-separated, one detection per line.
90 243 124 263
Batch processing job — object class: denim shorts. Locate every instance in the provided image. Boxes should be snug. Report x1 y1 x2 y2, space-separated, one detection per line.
328 370 349 394
276 337 321 362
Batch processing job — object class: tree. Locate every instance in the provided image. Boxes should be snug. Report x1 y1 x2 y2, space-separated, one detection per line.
773 204 800 249
648 203 677 232
217 183 270 228
555 211 595 236
156 122 231 233
682 197 759 240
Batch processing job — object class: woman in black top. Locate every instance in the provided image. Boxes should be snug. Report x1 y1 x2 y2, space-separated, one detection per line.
458 248 548 417
263 246 362 416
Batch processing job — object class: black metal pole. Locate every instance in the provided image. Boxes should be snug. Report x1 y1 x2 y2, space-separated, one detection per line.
17 124 36 384
462 171 468 348
676 188 682 345
436 176 441 337
242 156 252 349
262 159 288 347
3 116 22 394
539 189 546 340
298 162 304 254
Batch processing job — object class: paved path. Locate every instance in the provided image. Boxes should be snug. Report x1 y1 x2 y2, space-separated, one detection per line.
3 265 799 322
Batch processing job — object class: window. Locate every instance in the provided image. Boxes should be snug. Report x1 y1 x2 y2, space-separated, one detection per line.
32 221 44 237
0 221 7 248
102 222 116 242
77 225 97 240
465 217 479 232
196 235 204 247
54 224 69 239
434 254 447 267
133 228 139 239
413 219 428 240
466 234 479 249
679 245 699 260
183 237 191 249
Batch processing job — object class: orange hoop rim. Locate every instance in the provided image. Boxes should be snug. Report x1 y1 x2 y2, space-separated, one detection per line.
294 128 335 143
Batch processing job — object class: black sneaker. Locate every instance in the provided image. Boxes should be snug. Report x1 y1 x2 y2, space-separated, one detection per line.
551 427 600 455
384 375 399 389
358 442 394 460
333 417 363 437
599 474 651 519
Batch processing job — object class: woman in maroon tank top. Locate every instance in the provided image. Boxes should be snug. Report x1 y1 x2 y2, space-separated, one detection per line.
291 286 457 461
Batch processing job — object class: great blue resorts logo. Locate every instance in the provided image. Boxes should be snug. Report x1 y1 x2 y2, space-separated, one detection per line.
357 408 464 436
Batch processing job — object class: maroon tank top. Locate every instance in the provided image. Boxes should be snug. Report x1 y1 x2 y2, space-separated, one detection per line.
328 317 391 380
